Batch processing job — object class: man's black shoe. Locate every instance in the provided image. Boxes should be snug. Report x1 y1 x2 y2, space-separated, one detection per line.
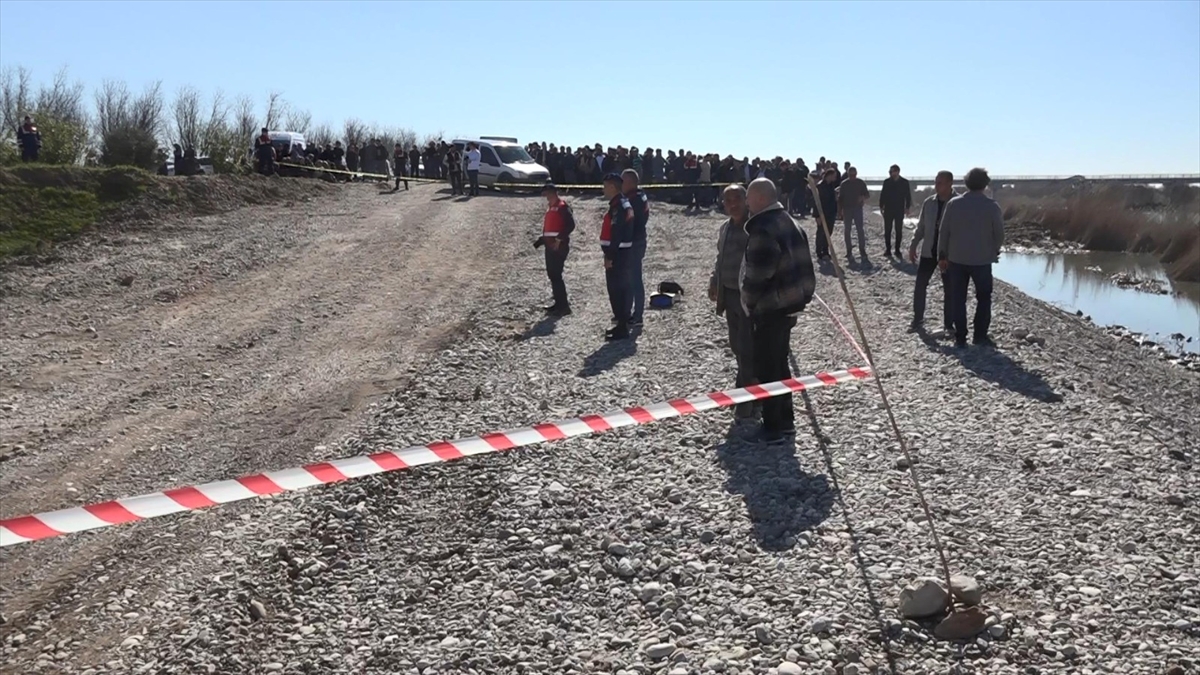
954 340 968 349
974 336 996 348
605 328 630 341
629 317 643 327
748 427 795 445
545 305 572 316
884 249 893 258
908 320 923 333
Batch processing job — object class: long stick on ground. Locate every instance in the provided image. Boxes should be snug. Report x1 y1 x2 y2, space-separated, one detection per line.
805 174 956 608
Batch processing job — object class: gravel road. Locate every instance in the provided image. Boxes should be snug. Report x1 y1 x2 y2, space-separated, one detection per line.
1 186 1196 675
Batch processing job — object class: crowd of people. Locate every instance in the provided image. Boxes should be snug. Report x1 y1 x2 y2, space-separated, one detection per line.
534 163 1004 444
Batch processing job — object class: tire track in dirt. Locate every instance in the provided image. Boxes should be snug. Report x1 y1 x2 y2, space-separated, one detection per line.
0 184 528 644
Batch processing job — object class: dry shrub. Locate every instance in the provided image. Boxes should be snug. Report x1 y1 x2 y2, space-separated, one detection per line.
1003 192 1200 282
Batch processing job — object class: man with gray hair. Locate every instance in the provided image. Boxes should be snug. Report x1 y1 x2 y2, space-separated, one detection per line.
740 178 816 443
709 184 758 421
938 167 1005 348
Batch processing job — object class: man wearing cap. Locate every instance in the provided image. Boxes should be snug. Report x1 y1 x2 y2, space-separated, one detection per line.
533 183 576 316
601 172 636 341
621 169 651 326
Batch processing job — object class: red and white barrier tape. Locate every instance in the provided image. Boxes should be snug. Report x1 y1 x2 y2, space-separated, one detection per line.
0 367 871 548
814 293 870 365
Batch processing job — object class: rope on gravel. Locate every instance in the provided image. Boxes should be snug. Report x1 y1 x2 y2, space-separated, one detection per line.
804 173 958 611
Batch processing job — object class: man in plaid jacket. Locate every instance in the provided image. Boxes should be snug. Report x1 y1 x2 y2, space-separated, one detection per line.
739 178 817 443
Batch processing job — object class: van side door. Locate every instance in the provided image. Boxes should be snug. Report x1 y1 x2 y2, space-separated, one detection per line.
480 145 502 183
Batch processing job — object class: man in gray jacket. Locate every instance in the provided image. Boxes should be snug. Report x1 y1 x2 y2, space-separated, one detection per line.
908 170 956 333
709 184 758 421
937 167 1005 348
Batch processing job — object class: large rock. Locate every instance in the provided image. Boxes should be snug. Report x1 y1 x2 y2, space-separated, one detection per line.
934 607 988 640
950 574 983 606
898 577 949 618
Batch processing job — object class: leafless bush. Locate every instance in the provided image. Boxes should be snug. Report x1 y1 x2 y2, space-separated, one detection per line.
307 123 334 148
172 85 203 149
94 79 166 169
343 118 367 149
284 108 312 134
263 91 285 130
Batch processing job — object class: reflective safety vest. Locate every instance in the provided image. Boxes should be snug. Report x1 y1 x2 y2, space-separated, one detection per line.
543 199 571 239
600 194 634 250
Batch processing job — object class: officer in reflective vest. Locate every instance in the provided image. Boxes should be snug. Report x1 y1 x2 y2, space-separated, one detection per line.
600 172 636 341
533 182 576 316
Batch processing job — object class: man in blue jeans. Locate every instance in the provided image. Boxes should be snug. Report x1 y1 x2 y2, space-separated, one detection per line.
621 168 650 326
938 167 1005 348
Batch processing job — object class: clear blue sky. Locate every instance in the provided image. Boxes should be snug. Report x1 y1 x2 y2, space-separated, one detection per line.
2 0 1198 176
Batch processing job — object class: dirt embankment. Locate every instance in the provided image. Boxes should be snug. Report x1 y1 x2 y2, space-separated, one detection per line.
0 166 337 259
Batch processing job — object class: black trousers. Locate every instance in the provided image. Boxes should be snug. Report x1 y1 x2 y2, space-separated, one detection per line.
914 256 952 329
751 312 797 433
947 262 994 343
450 171 465 195
883 211 905 252
545 242 570 308
814 219 834 257
395 168 409 190
605 254 631 328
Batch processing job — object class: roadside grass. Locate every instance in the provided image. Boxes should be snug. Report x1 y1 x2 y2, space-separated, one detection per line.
0 165 153 257
1001 189 1200 283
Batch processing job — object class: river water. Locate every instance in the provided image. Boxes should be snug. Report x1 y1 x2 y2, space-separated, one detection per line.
994 251 1200 353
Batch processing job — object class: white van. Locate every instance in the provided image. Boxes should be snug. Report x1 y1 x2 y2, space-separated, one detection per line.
451 137 550 188
250 131 307 160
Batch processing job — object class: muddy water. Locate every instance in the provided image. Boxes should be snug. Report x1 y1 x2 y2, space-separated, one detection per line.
995 251 1200 353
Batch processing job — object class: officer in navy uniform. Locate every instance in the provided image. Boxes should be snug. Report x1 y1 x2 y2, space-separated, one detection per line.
533 182 576 315
600 172 636 341
621 168 650 327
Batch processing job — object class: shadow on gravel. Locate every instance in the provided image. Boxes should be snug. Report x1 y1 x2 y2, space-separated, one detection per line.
517 314 562 341
714 426 835 553
914 328 1063 402
888 258 918 276
953 348 1064 403
578 338 638 377
800 391 901 675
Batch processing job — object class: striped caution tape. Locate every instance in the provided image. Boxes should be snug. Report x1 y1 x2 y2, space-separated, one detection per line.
0 367 872 547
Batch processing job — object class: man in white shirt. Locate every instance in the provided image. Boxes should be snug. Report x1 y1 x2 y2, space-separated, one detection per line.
465 143 482 197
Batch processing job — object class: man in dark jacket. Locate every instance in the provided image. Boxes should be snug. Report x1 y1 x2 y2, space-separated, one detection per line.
709 184 759 421
814 168 840 260
622 168 651 326
600 172 636 341
393 143 409 190
409 145 422 181
740 178 816 443
880 164 913 258
17 115 42 162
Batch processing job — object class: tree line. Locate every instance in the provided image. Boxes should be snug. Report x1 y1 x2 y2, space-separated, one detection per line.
1 66 441 173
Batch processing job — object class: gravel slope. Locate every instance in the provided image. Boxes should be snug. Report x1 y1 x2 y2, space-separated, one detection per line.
1 192 1196 675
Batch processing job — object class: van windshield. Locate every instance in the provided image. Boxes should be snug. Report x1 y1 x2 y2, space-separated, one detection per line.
495 145 534 164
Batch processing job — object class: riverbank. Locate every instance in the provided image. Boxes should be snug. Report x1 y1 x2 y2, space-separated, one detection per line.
997 185 1200 283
